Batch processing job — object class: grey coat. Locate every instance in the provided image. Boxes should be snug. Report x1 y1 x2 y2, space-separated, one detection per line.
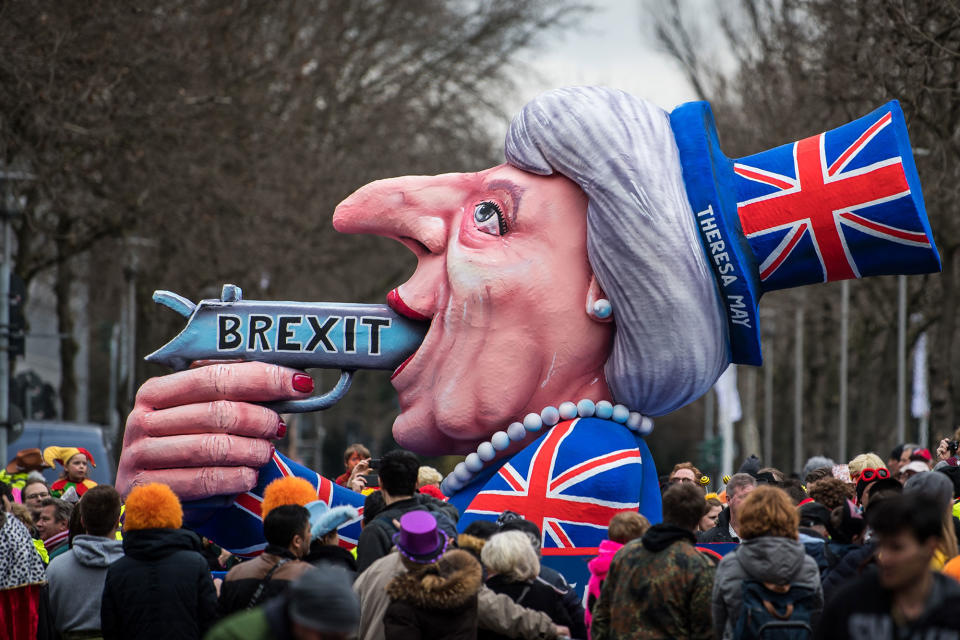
711 536 823 640
47 534 124 633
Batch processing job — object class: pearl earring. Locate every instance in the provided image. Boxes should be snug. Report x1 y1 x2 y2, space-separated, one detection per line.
592 299 612 319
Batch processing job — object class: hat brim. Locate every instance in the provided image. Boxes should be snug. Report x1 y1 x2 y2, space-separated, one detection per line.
392 528 450 564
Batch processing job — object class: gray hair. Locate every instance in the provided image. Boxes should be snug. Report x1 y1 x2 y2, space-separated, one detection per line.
726 473 758 500
802 456 835 480
505 87 728 416
40 497 73 524
480 530 540 582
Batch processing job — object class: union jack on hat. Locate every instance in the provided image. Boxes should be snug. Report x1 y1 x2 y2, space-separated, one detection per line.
671 101 941 365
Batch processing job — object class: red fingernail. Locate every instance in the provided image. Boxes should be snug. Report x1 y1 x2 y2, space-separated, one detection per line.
277 421 287 438
292 373 314 393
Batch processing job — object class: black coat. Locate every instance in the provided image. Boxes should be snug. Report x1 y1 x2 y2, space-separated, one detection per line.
697 506 738 543
480 574 578 640
356 494 459 572
101 528 219 640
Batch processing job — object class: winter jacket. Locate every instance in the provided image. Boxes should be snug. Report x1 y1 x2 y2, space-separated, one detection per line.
538 565 586 639
712 536 823 640
218 545 313 616
480 574 576 640
585 540 623 638
46 534 124 634
100 528 219 640
591 524 715 640
822 541 875 602
355 550 560 640
798 528 830 576
697 507 738 543
356 495 459 572
816 566 960 639
384 549 483 640
305 543 358 579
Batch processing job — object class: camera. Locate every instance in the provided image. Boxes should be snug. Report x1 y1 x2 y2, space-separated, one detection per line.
368 458 381 470
948 440 959 455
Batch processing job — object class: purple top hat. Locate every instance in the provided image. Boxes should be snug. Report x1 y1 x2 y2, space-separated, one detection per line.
392 510 450 564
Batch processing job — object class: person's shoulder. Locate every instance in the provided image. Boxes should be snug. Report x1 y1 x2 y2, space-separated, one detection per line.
45 548 76 576
206 607 270 640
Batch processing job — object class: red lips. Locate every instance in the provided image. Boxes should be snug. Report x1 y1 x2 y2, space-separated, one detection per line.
386 288 431 321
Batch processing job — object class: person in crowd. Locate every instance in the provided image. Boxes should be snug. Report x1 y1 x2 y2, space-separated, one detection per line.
798 501 832 576
100 483 218 639
356 450 458 572
383 510 483 640
848 453 886 482
42 446 98 498
805 467 834 492
4 449 50 495
457 520 500 563
668 461 703 485
712 486 823 640
803 456 835 485
824 499 866 574
935 437 960 468
822 481 903 600
205 567 361 640
815 495 960 639
480 530 576 640
937 465 960 520
304 501 359 576
757 467 786 485
854 467 894 506
698 495 723 533
909 447 935 469
354 513 568 640
809 476 855 509
591 482 715 640
46 485 124 637
36 497 72 561
336 443 371 487
698 472 757 543
904 471 958 569
887 443 907 477
499 516 586 635
585 511 650 636
363 490 386 528
781 477 808 505
0 504 49 640
219 504 314 615
418 466 447 501
899 459 930 483
21 477 50 522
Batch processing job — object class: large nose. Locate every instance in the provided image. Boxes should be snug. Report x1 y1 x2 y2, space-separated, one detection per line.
333 174 469 254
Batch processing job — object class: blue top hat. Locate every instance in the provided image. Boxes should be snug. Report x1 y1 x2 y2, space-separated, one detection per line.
670 100 941 365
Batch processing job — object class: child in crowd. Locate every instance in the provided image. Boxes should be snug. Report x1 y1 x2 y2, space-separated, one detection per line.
585 511 650 637
42 447 97 498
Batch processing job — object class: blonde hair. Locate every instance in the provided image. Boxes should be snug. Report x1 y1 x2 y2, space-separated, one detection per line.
481 530 540 582
848 453 886 479
738 486 799 540
417 466 443 489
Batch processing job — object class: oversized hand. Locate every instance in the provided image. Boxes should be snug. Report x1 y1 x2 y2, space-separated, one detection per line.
115 362 313 499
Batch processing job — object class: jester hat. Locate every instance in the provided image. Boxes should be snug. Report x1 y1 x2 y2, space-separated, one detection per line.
43 446 96 469
671 100 940 364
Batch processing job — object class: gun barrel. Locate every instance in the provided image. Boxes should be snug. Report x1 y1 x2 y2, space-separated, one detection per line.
145 295 428 372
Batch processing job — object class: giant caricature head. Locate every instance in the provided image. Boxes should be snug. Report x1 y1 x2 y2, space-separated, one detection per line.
334 87 729 455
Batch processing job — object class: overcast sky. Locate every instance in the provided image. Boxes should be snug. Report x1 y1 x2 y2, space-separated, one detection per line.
497 0 699 136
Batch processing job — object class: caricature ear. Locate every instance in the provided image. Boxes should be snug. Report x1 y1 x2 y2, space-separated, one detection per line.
585 275 614 323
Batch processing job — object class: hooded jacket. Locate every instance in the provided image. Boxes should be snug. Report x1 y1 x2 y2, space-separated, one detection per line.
46 534 124 634
384 549 483 640
712 536 823 640
591 524 715 640
100 528 219 640
356 494 460 572
586 540 623 638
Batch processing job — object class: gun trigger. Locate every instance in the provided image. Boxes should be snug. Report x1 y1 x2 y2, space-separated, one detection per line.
153 290 197 318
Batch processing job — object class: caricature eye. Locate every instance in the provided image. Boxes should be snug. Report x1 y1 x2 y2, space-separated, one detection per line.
473 201 507 236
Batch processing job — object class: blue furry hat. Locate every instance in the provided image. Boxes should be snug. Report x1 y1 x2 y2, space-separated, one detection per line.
306 501 359 539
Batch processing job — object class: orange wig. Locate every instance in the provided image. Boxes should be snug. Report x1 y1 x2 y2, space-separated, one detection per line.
124 483 183 531
261 476 318 517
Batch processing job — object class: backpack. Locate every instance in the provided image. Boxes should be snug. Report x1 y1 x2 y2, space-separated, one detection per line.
733 580 816 640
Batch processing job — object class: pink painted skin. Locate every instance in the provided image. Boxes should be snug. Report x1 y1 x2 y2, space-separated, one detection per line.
116 164 615 498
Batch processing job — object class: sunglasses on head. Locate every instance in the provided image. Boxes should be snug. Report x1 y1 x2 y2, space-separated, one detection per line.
859 467 890 482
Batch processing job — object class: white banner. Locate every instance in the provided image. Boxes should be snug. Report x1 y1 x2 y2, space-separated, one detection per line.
911 331 929 419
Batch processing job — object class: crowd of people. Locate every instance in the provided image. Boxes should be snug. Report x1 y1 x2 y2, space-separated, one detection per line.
3 437 960 640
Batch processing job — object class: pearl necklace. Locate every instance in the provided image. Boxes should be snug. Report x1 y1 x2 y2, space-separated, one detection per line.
440 399 653 496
